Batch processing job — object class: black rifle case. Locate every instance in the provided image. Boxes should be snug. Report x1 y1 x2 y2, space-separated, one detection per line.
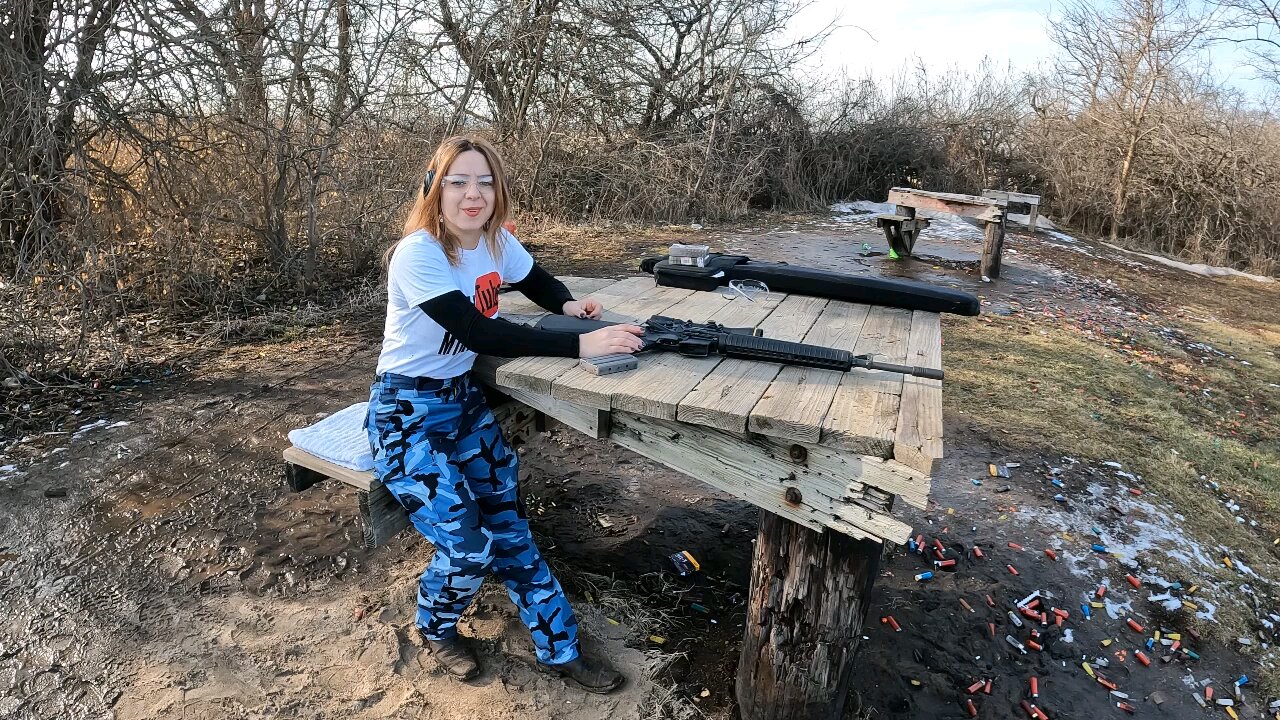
639 254 980 316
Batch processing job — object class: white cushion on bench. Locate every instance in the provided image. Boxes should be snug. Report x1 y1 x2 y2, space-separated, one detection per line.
287 402 374 472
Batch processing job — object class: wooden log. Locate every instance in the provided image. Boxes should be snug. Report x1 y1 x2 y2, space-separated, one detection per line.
359 484 411 550
980 216 1006 279
736 511 881 720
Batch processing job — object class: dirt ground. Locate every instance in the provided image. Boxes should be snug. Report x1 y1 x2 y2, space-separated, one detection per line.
2 207 1278 719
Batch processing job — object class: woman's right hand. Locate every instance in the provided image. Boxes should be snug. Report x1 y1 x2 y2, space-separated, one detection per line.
579 325 645 357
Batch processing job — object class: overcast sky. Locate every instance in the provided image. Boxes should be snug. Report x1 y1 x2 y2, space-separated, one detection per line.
786 0 1270 101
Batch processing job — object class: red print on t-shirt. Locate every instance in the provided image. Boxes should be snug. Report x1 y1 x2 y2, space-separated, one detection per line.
474 271 501 318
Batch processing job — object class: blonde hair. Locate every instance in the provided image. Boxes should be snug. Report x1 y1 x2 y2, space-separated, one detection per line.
386 135 512 267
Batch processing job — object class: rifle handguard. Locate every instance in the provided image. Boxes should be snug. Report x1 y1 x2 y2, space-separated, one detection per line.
718 333 852 371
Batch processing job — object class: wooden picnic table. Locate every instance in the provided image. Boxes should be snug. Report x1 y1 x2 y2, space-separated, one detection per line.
879 187 1009 280
284 273 945 720
473 275 944 720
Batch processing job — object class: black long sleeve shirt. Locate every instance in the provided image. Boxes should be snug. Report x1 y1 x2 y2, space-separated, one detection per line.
417 262 579 358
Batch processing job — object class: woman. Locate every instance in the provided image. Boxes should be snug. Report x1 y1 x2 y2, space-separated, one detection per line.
366 135 642 692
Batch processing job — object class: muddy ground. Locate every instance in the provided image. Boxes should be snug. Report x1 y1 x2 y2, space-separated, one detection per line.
2 207 1277 719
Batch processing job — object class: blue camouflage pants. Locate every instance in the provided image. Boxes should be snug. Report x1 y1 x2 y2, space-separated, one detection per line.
365 372 580 665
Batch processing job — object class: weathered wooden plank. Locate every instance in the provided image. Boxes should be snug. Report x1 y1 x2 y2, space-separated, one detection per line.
820 306 913 456
497 384 611 439
609 412 911 543
547 285 695 409
894 311 944 475
606 292 781 420
494 276 660 395
888 187 1003 222
676 295 828 432
748 301 871 443
981 189 1041 205
283 446 374 491
750 434 930 511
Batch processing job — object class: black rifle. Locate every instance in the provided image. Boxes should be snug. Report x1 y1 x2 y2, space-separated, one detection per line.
537 314 944 380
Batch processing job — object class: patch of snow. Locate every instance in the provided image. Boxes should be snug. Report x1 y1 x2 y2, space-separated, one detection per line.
70 418 130 441
1101 242 1276 283
830 200 892 215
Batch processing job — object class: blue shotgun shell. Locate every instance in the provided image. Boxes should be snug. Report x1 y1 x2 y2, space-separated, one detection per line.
915 571 934 582
1092 544 1109 553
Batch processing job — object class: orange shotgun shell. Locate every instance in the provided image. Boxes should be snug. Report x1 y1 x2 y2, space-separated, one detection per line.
1126 574 1141 588
1008 564 1020 575
1135 650 1151 666
1127 618 1144 633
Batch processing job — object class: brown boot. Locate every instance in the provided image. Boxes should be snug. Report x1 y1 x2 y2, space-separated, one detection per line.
538 654 624 694
425 637 480 680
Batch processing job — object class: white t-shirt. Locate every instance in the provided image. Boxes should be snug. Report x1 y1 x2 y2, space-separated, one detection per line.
376 228 535 379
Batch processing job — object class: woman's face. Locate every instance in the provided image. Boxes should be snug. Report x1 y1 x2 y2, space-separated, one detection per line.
439 149 495 242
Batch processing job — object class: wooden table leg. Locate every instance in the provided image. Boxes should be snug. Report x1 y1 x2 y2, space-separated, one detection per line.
736 511 881 720
980 215 1006 279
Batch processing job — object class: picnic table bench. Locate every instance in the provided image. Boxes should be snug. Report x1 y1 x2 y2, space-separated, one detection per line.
285 275 945 720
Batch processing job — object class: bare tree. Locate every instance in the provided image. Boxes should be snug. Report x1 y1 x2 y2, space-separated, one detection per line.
1046 0 1217 242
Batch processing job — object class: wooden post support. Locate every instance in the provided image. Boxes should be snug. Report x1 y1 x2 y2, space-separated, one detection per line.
980 214 1006 279
735 511 881 720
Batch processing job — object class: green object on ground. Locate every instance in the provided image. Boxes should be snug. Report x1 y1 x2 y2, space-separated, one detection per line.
888 247 900 260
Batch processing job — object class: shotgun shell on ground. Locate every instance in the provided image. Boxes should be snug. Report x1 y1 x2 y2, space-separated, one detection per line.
1027 640 1043 651
1206 687 1214 701
1008 564 1020 575
1127 618 1144 633
984 678 992 695
967 680 985 694
1008 542 1023 550
959 598 974 612
1044 548 1058 561
973 547 986 559
1135 650 1151 666
1126 574 1141 588
1096 585 1107 598
1020 700 1036 718
1030 676 1039 697
935 558 957 569
965 699 978 717
986 594 996 607
882 615 901 632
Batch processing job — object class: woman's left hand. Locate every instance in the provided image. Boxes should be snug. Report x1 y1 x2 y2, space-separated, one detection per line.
562 298 603 319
